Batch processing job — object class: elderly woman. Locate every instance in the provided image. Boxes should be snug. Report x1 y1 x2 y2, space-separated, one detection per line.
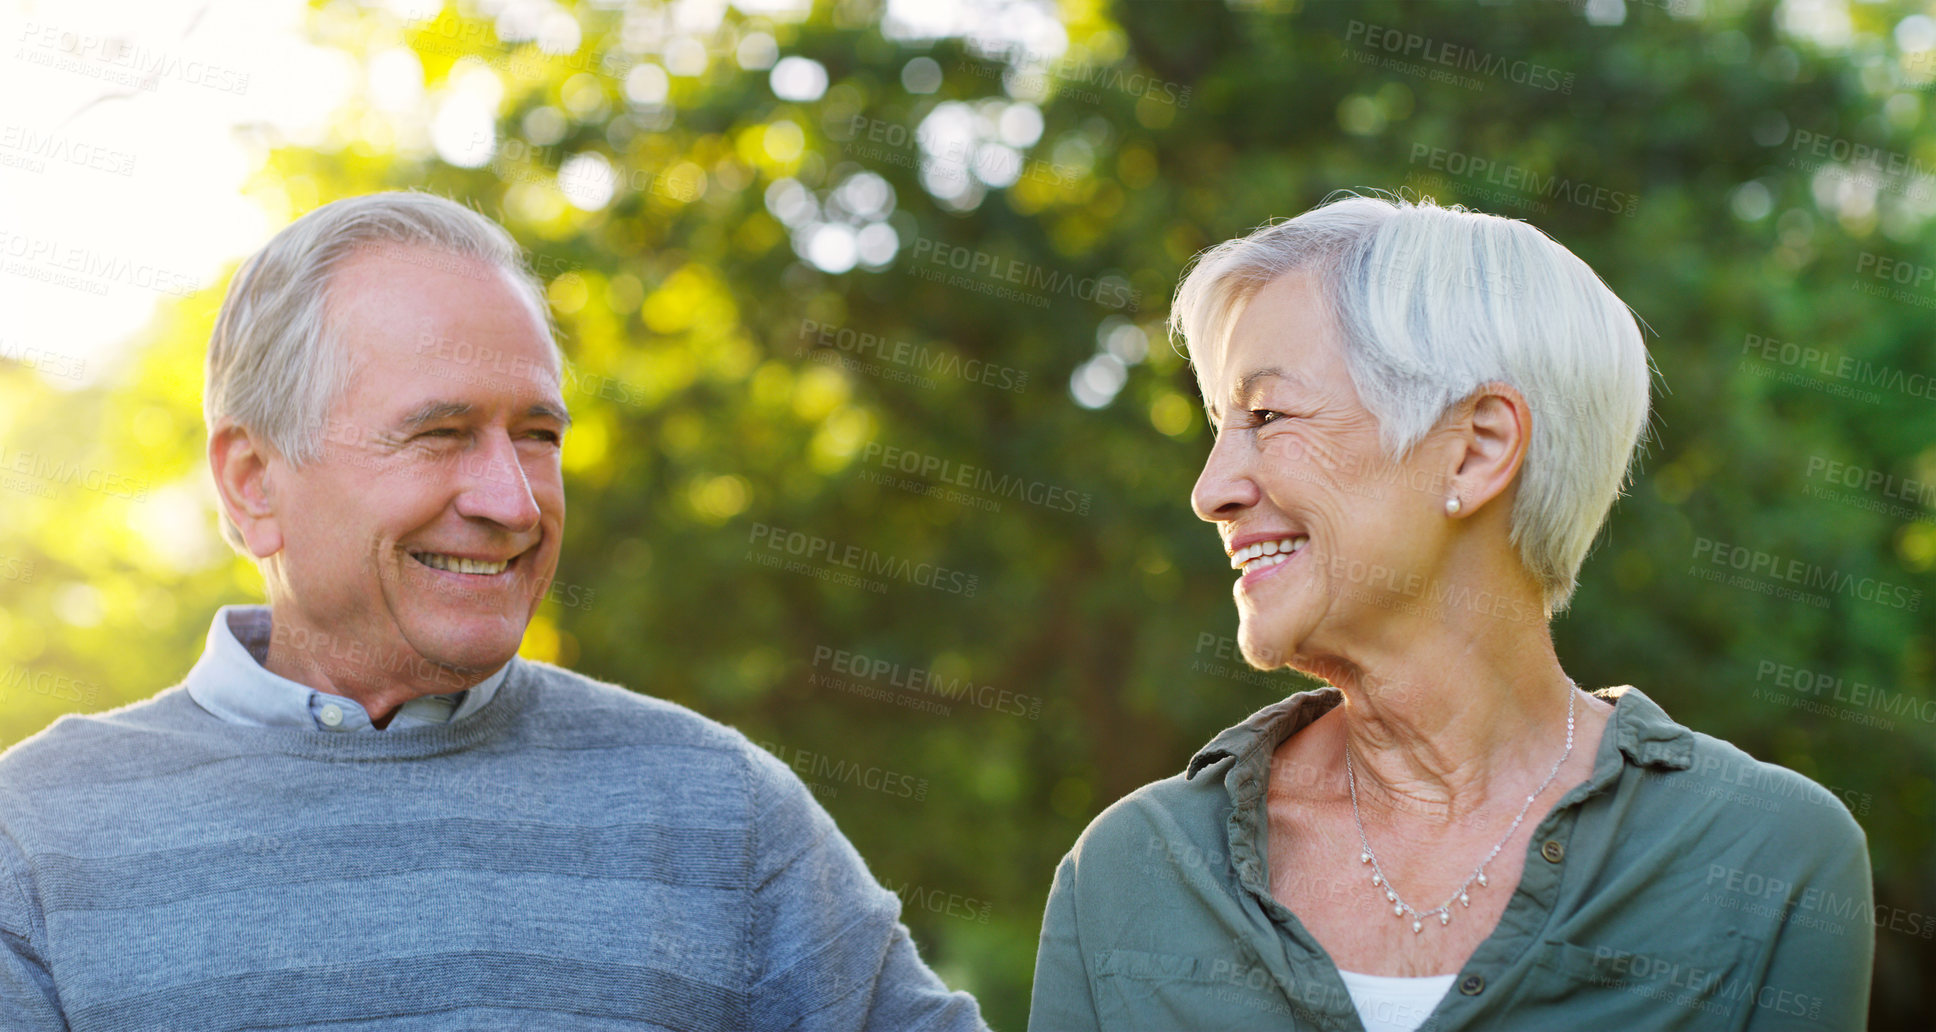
1028 196 1873 1031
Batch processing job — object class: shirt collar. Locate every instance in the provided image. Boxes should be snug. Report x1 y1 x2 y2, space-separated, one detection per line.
184 604 511 733
1185 682 1697 922
1185 682 1696 783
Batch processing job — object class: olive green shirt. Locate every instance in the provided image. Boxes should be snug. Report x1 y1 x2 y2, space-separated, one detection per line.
1028 686 1873 1031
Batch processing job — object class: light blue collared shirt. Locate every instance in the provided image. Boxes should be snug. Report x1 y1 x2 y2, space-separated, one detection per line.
184 604 507 732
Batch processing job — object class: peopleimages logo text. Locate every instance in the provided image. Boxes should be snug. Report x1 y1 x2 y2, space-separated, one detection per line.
1408 144 1637 217
908 237 1141 311
1344 21 1574 93
1691 537 1922 612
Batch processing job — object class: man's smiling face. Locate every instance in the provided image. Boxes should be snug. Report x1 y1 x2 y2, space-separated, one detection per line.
259 243 569 685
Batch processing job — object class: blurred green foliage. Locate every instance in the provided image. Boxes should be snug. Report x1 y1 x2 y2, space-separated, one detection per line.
3 0 1934 1026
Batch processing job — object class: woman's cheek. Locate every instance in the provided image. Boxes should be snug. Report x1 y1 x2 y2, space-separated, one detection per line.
1263 430 1356 485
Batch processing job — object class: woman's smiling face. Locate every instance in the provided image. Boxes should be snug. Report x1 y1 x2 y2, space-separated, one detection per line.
1191 270 1460 675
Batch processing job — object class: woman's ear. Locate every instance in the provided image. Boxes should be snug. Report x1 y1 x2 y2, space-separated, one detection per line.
1445 382 1530 517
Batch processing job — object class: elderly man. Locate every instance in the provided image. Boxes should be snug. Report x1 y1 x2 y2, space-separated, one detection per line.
0 192 987 1031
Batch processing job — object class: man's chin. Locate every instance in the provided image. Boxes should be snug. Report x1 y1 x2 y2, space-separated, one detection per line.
402 616 528 680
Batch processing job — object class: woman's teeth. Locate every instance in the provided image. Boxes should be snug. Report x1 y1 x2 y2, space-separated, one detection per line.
1231 535 1308 573
412 552 510 575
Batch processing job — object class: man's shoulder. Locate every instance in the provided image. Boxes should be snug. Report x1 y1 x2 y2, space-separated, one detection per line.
0 686 199 789
517 659 787 781
521 658 756 743
520 662 854 864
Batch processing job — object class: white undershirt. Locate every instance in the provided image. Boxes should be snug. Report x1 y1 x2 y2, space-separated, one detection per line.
1336 969 1456 1032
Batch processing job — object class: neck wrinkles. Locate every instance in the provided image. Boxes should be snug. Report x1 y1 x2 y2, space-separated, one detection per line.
1334 663 1580 822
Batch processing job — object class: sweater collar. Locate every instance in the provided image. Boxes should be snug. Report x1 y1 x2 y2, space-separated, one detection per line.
184 604 510 733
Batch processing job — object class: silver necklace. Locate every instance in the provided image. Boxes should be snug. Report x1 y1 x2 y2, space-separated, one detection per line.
1345 683 1575 935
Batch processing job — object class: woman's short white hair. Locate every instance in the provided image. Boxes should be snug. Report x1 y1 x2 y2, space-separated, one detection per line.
204 190 558 549
1170 192 1652 615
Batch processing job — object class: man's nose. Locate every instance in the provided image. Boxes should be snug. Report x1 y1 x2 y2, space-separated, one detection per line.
455 430 542 532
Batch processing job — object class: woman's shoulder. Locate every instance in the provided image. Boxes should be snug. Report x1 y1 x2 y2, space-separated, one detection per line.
1045 768 1256 945
1642 720 1869 860
1063 769 1232 875
1593 685 1863 851
1058 689 1336 882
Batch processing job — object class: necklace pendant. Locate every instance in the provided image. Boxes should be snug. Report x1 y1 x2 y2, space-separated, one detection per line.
1342 683 1574 942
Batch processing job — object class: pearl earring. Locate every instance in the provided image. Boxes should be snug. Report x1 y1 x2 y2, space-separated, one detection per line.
1445 497 1462 516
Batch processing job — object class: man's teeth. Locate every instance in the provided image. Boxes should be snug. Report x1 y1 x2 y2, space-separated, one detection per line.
1230 536 1308 572
412 553 511 575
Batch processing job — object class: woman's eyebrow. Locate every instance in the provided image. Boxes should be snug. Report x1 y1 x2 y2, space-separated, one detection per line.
1206 368 1282 426
1233 367 1286 404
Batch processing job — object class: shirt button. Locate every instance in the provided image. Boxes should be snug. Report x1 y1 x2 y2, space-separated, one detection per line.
319 704 344 728
1541 839 1566 864
1459 974 1485 996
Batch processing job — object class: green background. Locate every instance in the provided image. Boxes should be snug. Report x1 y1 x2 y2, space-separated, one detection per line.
3 0 1932 1027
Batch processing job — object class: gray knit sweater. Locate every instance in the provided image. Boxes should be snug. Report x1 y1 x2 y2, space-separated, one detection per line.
0 655 987 1031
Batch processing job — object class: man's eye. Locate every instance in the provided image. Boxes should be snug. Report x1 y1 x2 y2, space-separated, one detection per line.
526 430 562 444
1250 409 1283 426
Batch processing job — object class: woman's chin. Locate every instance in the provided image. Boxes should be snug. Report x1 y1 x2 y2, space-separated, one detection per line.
1235 618 1303 672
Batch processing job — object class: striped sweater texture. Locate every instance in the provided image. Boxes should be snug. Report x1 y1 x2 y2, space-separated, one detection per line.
0 657 985 1032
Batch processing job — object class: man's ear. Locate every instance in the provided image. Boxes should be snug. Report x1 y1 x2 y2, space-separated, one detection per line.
1444 381 1530 517
209 422 284 560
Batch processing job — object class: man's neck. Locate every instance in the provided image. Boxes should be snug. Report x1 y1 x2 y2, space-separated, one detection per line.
260 606 480 726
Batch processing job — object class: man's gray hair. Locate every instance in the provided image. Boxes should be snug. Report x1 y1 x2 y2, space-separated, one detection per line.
1170 192 1652 615
203 190 558 549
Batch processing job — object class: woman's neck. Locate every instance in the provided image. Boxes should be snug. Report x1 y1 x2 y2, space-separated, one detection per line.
1294 619 1582 821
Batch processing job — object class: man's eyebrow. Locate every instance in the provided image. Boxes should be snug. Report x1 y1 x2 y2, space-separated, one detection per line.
527 402 573 428
395 400 574 430
397 400 473 430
